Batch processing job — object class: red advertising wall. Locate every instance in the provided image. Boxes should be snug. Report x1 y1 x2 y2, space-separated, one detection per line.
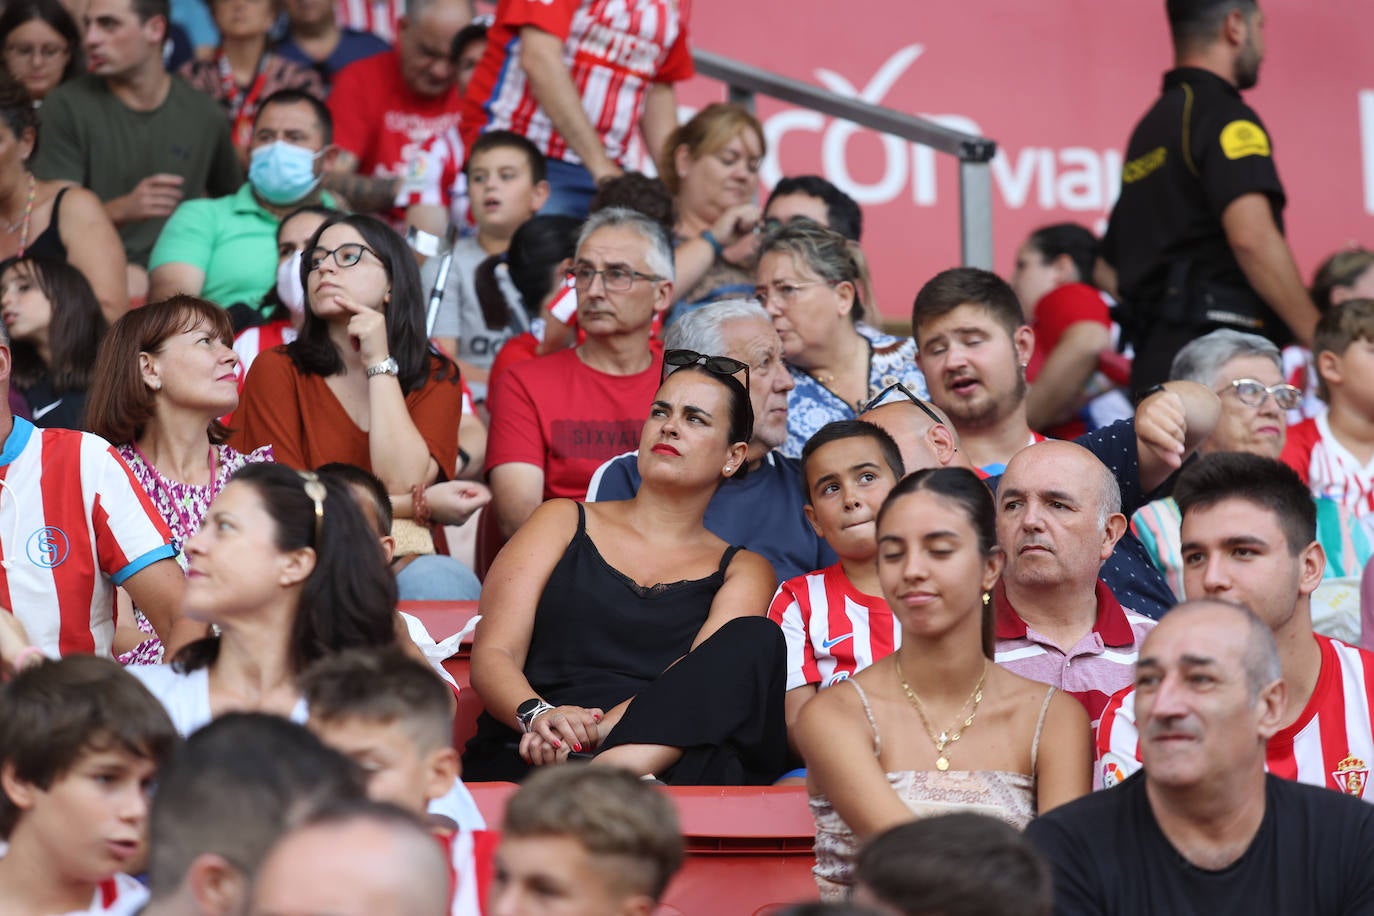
678 1 1373 321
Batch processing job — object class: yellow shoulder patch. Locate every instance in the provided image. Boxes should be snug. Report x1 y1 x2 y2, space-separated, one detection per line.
1219 120 1271 160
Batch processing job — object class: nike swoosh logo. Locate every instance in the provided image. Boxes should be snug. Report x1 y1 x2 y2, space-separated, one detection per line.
821 633 854 650
31 399 62 420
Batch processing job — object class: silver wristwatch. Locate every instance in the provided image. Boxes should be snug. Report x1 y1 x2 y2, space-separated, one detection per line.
516 698 556 734
365 357 400 378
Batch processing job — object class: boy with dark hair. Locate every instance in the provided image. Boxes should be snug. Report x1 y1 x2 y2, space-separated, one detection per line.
0 656 179 914
855 813 1052 916
1282 298 1374 523
142 713 366 916
768 420 905 759
300 647 497 914
425 129 551 392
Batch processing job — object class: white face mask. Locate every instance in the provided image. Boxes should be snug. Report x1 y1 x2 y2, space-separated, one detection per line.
276 249 306 319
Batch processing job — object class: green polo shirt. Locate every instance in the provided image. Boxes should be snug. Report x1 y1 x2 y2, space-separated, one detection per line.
149 183 337 312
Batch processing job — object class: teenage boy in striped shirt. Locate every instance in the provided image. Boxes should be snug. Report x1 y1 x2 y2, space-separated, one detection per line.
1097 452 1374 801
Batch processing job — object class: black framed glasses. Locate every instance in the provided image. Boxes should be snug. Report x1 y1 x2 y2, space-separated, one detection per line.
862 382 944 426
1220 378 1302 411
298 471 327 545
662 348 751 391
569 265 662 292
306 243 381 272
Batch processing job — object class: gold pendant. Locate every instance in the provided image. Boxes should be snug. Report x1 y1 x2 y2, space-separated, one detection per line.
936 756 950 772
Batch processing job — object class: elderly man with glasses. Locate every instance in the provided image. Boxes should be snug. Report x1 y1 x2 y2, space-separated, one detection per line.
587 296 837 583
1133 329 1372 644
485 207 673 541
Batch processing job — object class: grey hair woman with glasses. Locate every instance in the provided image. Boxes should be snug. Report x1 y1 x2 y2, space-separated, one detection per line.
1132 328 1371 642
755 221 927 458
232 212 488 601
466 355 788 785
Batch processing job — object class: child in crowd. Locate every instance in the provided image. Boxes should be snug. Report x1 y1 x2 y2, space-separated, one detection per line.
423 130 551 398
768 420 905 763
1281 298 1374 525
300 647 497 914
0 656 178 915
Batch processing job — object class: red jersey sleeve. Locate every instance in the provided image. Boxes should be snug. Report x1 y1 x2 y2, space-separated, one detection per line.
501 0 579 40
328 55 383 162
1279 417 1319 485
1034 283 1110 353
654 0 694 82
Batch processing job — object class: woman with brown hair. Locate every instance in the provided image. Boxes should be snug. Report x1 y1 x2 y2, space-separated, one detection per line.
661 103 766 317
86 295 274 663
1 255 105 428
798 468 1090 900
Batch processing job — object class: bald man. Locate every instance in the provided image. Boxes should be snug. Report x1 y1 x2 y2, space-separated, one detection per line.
1027 599 1374 916
993 441 1155 729
861 380 1220 619
251 801 450 916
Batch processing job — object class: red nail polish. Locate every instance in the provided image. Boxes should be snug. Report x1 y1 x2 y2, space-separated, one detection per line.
553 739 561 748
574 743 582 752
593 714 601 722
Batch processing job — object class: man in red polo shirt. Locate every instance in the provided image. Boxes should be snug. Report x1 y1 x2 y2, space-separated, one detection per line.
993 440 1155 729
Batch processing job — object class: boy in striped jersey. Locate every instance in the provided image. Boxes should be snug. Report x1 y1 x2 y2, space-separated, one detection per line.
1097 452 1374 801
768 420 904 758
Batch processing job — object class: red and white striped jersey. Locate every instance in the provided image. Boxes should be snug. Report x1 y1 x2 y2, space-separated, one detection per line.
0 420 176 658
87 873 149 915
768 563 899 692
1281 414 1374 519
460 0 694 167
334 0 403 43
1095 634 1374 802
233 320 297 393
436 827 499 916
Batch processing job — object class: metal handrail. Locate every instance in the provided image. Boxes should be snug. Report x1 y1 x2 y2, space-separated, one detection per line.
691 48 998 269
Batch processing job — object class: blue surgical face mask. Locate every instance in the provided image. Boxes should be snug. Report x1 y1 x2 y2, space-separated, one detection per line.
249 141 322 205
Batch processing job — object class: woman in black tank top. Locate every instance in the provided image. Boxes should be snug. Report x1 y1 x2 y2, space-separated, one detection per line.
465 356 788 784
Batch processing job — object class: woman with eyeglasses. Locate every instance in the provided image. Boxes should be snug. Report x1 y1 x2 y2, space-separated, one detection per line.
85 295 275 665
756 221 927 459
232 212 487 600
0 73 128 321
0 0 79 103
464 352 787 785
661 104 766 321
798 468 1091 901
127 462 398 733
1131 329 1371 642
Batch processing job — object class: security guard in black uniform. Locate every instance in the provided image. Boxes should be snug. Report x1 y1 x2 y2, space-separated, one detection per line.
1101 0 1320 397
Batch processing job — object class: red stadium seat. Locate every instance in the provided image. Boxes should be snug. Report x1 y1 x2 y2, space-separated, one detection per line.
467 782 817 913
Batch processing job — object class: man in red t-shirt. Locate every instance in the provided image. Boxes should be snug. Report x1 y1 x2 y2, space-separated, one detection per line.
485 207 672 539
461 0 693 217
324 0 471 221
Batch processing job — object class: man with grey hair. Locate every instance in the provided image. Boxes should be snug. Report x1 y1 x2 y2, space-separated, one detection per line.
486 207 674 539
586 297 836 582
993 440 1155 729
1130 328 1368 642
1028 598 1374 916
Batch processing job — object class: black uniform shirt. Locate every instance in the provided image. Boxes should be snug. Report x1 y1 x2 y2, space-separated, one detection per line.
1104 67 1286 313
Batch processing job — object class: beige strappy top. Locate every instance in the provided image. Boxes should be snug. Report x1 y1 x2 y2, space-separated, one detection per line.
809 679 1056 901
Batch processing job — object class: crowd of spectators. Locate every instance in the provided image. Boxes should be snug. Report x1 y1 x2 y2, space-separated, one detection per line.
2 0 1374 913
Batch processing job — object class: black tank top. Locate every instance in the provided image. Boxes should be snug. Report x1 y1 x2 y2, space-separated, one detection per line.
521 502 741 711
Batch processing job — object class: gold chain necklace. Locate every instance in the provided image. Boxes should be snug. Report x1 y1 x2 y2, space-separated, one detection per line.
896 655 988 772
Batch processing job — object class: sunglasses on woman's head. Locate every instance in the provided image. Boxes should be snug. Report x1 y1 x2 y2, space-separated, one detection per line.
662 348 751 391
